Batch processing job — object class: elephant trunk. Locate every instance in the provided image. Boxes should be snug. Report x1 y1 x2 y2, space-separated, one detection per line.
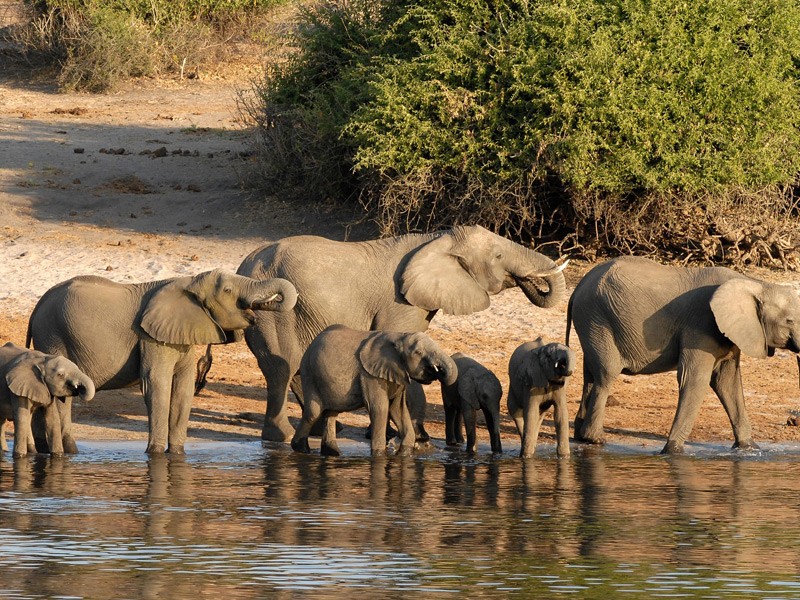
72 374 95 402
508 244 567 309
435 352 458 387
483 406 502 454
247 278 298 313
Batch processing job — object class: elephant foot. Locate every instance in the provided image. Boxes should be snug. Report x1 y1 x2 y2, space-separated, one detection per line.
660 440 685 455
320 442 341 457
262 418 295 443
145 443 167 454
371 448 388 458
63 436 79 454
733 439 760 451
415 425 430 443
395 443 416 457
167 445 186 455
290 437 311 454
574 424 605 445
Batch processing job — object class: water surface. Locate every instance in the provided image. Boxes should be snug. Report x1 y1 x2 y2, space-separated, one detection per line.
2 441 800 598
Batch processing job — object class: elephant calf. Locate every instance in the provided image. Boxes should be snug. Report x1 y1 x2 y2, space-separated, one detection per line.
292 325 457 457
507 339 575 458
0 343 95 457
440 353 503 454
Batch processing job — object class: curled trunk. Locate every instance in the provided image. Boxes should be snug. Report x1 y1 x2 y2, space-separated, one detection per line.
507 243 567 309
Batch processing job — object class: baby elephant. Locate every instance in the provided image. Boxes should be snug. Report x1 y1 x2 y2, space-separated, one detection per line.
440 353 503 454
0 343 95 457
292 325 457 457
507 338 575 458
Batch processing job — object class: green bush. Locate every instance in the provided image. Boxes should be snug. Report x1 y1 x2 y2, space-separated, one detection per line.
252 0 800 266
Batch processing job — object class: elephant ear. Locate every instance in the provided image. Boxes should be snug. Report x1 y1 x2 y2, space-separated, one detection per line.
6 359 52 406
526 349 551 390
358 332 409 384
400 232 490 315
140 279 226 346
710 278 767 359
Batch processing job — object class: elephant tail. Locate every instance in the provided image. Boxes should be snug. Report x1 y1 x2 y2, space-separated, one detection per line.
565 291 574 347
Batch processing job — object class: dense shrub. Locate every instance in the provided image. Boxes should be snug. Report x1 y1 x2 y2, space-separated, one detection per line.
250 0 800 267
17 0 289 91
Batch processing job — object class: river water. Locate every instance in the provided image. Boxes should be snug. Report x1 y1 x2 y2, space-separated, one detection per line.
2 440 800 598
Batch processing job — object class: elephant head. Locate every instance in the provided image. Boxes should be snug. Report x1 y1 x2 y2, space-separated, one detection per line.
522 340 576 390
452 353 503 453
711 279 800 359
359 331 458 387
6 350 95 406
400 225 567 315
139 270 298 346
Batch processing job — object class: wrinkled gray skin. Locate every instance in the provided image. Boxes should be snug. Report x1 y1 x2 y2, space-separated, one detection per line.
233 225 567 442
507 339 574 458
291 325 458 457
440 353 503 454
0 343 94 457
567 256 800 454
27 269 297 454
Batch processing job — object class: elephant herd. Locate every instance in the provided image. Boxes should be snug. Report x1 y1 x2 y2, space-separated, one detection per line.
2 224 799 459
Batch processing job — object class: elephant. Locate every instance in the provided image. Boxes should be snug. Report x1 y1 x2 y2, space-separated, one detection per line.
227 224 568 442
566 256 800 454
291 325 458 457
440 353 503 454
507 339 574 458
26 269 297 454
0 343 95 457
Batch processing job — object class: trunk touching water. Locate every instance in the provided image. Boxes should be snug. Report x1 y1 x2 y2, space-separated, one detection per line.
508 244 567 309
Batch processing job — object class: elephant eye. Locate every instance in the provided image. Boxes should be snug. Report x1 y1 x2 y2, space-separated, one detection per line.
495 253 503 260
223 287 233 294
56 371 65 379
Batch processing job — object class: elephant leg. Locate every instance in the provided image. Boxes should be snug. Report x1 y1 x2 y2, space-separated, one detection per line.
0 420 7 452
13 402 32 458
141 344 181 454
320 414 341 457
521 395 550 458
508 392 525 439
553 389 571 458
462 404 478 454
262 353 300 443
389 393 415 456
444 403 460 446
290 394 323 454
405 381 429 443
42 404 64 456
662 351 715 454
573 362 594 433
711 356 757 451
56 398 78 454
167 351 195 454
453 411 465 443
575 353 620 444
365 389 390 458
246 322 300 443
482 406 502 454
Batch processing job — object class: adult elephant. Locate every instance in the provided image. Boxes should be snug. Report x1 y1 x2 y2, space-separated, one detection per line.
27 269 297 454
567 256 800 454
233 225 567 442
